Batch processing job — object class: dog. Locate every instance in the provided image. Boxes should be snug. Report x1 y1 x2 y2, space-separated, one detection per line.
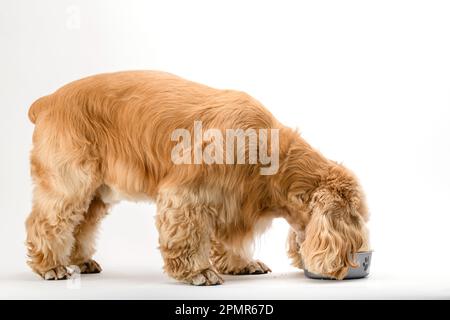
26 71 369 284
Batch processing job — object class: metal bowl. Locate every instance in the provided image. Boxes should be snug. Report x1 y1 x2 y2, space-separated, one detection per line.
304 251 372 280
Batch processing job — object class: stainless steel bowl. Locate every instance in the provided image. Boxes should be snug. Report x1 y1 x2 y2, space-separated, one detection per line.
304 251 372 280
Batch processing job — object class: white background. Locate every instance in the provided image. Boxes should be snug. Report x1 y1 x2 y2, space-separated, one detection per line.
1 0 450 299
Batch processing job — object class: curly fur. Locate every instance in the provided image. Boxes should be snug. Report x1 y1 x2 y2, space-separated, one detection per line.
26 71 369 284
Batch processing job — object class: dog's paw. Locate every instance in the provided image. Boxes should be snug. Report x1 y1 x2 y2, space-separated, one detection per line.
226 260 272 275
43 266 72 280
78 259 102 274
189 268 224 286
245 260 271 274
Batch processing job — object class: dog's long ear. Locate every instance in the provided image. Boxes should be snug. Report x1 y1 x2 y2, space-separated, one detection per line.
300 187 368 279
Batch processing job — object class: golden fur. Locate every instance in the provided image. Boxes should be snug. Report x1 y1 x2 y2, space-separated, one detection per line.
26 71 369 284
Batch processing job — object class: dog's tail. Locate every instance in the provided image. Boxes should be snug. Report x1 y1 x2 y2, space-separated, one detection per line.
28 95 52 124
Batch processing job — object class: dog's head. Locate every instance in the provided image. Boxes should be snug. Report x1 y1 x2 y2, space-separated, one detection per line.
286 165 369 279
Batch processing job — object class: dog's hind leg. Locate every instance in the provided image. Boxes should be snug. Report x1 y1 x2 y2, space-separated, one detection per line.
26 145 101 280
69 196 109 274
26 184 98 279
210 238 271 275
155 190 224 286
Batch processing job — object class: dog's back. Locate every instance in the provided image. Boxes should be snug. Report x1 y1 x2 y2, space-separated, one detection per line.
28 71 281 199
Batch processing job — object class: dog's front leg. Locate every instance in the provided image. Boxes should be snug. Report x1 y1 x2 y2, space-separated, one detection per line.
211 239 271 275
155 192 223 286
286 228 305 269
